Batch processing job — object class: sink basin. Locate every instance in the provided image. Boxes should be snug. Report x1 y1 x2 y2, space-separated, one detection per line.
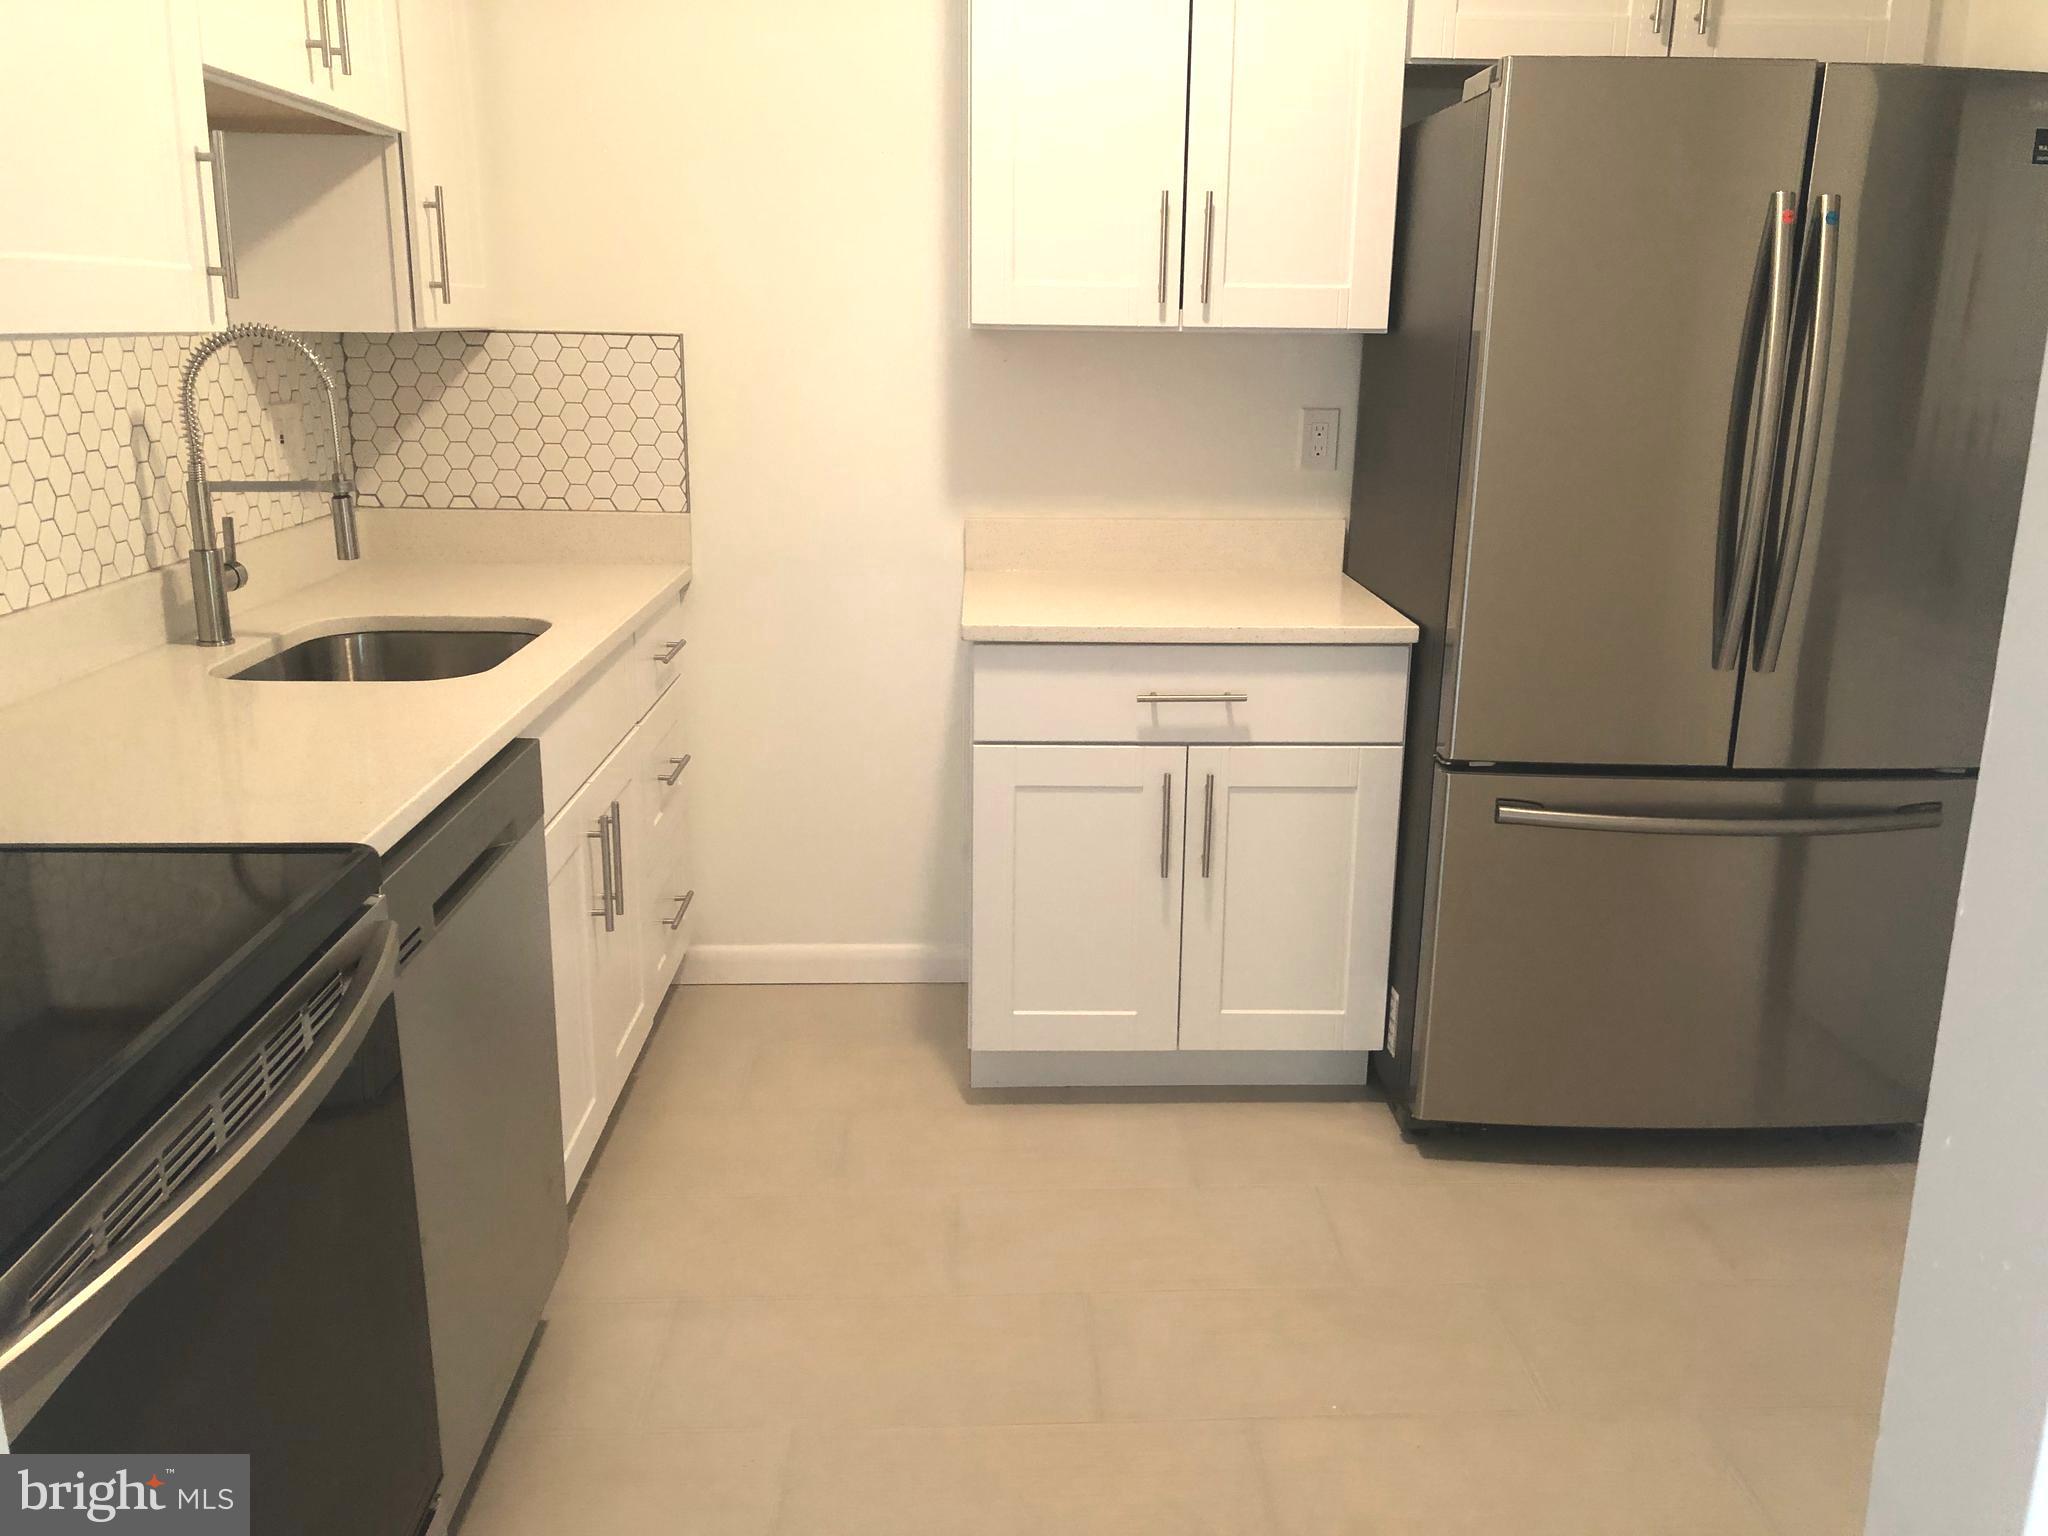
228 627 544 682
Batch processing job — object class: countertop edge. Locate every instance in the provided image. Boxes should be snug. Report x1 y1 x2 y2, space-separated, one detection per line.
357 565 693 854
960 622 1418 645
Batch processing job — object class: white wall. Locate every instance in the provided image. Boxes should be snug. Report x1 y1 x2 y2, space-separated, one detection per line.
471 0 1364 976
1865 332 2048 1533
1930 0 2048 66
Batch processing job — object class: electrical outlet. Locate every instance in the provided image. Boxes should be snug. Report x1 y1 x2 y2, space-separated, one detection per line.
1299 407 1340 471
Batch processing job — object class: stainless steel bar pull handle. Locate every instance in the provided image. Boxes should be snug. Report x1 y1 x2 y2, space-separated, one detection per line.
661 754 692 786
1200 191 1216 309
195 131 240 301
1755 192 1841 674
1137 691 1249 704
1650 0 1667 36
1714 190 1797 672
608 799 626 916
652 637 687 663
588 815 615 931
334 0 353 74
423 185 452 302
1157 190 1171 310
307 0 336 64
1201 773 1216 878
664 891 695 930
1495 799 1942 838
1694 0 1711 34
1159 772 1172 879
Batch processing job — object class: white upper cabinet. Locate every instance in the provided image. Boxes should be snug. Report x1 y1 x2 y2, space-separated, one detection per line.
1178 745 1399 1052
1409 0 1671 58
396 0 495 325
323 0 405 126
200 0 406 128
0 0 221 334
971 0 1403 330
1410 0 1927 60
1183 0 1406 330
198 0 331 102
970 0 1192 328
1668 0 1910 61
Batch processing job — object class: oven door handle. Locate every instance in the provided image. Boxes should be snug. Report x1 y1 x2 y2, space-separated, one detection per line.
0 904 399 1432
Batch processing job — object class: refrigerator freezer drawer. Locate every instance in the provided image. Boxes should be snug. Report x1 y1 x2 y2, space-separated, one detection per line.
1412 767 1976 1129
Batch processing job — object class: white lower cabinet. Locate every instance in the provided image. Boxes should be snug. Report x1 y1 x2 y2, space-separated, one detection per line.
969 642 1409 1083
971 745 1187 1053
544 760 621 1190
534 595 696 1191
1179 745 1400 1052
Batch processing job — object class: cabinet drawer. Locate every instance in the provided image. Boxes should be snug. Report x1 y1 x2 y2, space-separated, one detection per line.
638 679 693 874
641 597 690 704
533 636 651 825
532 588 690 824
971 644 1407 745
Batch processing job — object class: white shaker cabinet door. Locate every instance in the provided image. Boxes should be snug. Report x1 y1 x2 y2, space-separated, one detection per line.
322 0 407 130
1179 745 1399 1052
970 0 1192 326
0 0 220 334
1182 0 1406 330
545 788 610 1193
582 753 650 1109
972 745 1187 1052
1667 0 1915 62
1409 0 1675 60
396 0 495 325
200 0 333 102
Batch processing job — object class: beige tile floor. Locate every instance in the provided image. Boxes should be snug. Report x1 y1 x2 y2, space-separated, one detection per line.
458 984 1918 1536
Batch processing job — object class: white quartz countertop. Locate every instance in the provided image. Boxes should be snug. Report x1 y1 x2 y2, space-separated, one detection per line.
960 567 1418 645
0 558 691 852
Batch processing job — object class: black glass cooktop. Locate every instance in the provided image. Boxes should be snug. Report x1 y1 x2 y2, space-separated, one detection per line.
0 845 379 1268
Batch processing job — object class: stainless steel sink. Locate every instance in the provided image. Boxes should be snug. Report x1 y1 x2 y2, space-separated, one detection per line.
228 627 544 682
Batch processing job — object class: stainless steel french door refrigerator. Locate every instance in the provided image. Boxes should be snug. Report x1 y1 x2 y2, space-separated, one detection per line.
1349 58 2048 1130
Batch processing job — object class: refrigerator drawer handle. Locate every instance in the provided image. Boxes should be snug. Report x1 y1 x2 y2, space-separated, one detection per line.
1494 799 1944 838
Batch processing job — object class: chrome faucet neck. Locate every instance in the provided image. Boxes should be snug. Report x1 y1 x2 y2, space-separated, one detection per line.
175 324 361 646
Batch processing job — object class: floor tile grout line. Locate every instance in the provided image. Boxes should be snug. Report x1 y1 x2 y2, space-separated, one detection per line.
1079 1292 1109 1424
1694 1410 1803 1536
763 1421 801 1536
1471 1282 1557 1413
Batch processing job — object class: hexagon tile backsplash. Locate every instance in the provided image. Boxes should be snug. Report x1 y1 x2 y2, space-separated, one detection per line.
0 333 352 617
345 332 689 514
0 329 690 621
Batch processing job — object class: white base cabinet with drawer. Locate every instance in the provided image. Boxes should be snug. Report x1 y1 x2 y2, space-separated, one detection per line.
534 591 698 1191
969 643 1408 1087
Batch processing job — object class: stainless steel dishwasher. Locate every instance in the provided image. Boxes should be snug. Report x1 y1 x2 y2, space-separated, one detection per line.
382 739 566 1532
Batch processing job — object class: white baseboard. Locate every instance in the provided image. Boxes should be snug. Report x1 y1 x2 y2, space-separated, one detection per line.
679 943 967 985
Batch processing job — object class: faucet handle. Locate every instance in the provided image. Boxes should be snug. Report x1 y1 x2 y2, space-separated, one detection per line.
220 515 248 591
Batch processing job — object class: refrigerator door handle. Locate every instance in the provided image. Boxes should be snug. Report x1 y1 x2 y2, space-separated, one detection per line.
1753 192 1842 674
1494 798 1943 838
1714 189 1799 672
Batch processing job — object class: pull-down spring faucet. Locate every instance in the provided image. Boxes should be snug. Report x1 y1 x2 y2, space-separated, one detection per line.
176 323 361 646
